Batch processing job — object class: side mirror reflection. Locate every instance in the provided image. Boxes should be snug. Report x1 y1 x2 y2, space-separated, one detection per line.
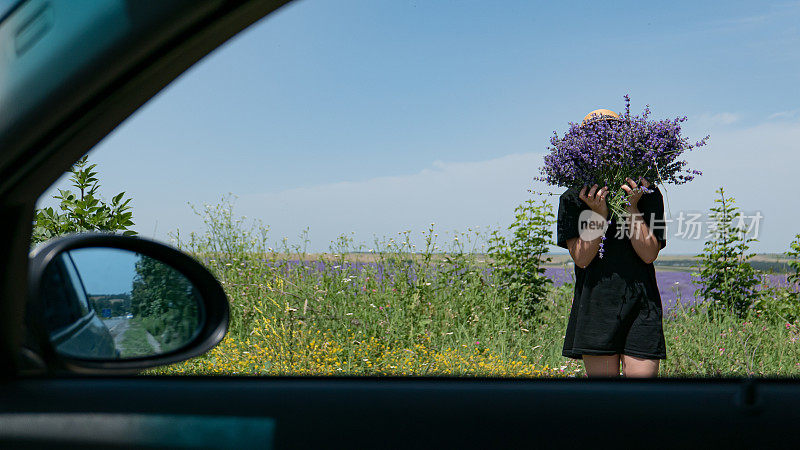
40 247 203 360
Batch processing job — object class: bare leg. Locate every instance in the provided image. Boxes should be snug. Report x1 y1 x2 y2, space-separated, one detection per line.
582 354 620 378
621 354 659 378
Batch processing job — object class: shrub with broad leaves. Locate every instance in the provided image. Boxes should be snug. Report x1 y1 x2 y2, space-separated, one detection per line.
32 156 136 244
488 199 554 317
694 187 760 319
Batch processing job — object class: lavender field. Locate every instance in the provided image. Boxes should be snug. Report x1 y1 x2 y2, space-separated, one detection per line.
542 266 795 313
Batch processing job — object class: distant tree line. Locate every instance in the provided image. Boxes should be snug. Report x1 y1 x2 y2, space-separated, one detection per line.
89 294 131 317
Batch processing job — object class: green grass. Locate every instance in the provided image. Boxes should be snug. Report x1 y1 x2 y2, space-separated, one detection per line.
153 247 800 376
120 319 158 358
662 303 800 377
148 197 800 377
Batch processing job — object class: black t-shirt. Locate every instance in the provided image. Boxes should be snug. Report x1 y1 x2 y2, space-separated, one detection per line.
556 186 668 360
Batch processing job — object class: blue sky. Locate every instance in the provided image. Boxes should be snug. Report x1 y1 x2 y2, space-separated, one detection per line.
39 0 800 254
69 248 139 295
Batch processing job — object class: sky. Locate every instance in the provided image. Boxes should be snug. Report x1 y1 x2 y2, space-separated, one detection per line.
38 0 800 254
69 248 139 295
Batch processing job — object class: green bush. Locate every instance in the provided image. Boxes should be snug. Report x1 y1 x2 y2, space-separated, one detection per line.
131 256 199 350
753 235 800 324
693 187 760 319
487 198 554 317
753 288 800 325
32 156 136 244
787 234 800 288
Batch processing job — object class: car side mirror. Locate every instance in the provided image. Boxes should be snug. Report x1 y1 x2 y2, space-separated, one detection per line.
27 234 229 374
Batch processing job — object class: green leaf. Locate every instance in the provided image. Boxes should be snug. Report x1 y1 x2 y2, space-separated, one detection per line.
32 157 136 245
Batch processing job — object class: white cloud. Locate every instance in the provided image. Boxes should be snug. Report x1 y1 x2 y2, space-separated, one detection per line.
235 153 552 252
231 119 800 255
669 118 800 253
69 117 799 256
768 109 800 120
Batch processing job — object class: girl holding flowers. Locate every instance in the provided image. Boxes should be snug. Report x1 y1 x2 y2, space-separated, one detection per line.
541 101 706 377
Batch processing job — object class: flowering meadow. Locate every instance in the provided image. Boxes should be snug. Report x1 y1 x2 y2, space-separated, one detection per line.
148 199 800 378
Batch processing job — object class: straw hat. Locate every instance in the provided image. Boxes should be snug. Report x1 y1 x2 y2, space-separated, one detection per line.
581 108 621 126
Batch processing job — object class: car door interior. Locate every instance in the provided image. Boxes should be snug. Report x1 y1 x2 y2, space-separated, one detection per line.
1 1 799 449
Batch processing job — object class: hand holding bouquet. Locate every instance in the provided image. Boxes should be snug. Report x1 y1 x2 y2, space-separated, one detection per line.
536 95 709 222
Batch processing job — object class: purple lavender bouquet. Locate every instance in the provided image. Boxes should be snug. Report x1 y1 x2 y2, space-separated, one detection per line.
537 95 709 222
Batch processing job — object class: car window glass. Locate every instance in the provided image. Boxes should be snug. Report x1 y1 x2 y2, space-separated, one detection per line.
42 257 85 332
63 254 91 317
35 1 800 378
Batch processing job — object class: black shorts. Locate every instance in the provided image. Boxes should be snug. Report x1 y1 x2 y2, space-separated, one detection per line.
561 276 667 360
